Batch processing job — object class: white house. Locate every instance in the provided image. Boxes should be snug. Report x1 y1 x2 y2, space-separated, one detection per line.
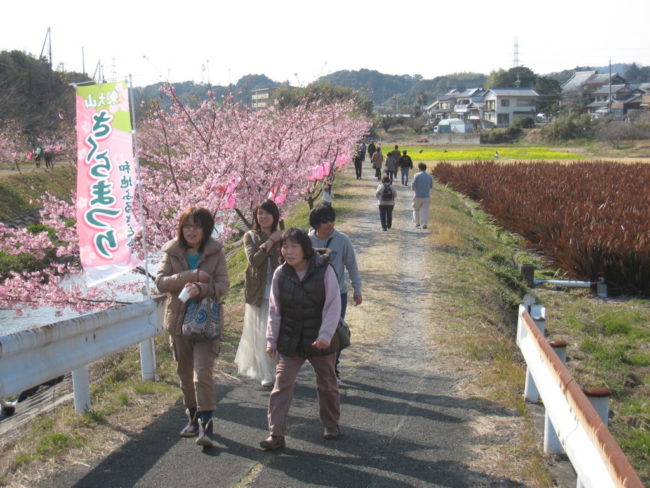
483 88 539 128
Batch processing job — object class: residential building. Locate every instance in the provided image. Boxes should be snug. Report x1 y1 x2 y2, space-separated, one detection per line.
586 84 646 118
483 88 539 127
251 88 275 110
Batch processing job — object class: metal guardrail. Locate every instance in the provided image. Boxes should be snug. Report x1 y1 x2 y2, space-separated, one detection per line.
0 298 165 413
516 304 643 488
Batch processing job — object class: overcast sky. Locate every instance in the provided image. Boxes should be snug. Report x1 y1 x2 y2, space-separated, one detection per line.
2 0 649 88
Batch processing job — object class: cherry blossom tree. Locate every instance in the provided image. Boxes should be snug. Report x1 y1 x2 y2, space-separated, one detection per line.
0 84 370 312
0 123 27 171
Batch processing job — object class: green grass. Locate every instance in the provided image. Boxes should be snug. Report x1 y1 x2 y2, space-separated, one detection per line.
390 145 583 162
35 433 84 457
0 165 76 220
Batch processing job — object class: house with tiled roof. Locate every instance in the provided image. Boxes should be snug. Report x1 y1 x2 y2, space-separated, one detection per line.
483 88 539 127
561 70 627 94
586 84 646 118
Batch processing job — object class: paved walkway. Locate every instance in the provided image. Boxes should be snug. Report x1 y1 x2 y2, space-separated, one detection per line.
36 169 526 488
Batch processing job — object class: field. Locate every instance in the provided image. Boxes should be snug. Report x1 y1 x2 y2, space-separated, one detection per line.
432 161 650 296
386 145 584 162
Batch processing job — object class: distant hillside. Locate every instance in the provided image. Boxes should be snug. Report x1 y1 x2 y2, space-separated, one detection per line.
133 74 280 119
318 69 420 105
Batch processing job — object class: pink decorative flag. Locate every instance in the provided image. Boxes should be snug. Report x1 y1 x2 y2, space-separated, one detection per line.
75 81 141 285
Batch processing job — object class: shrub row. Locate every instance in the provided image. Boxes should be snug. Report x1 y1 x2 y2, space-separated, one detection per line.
432 162 650 296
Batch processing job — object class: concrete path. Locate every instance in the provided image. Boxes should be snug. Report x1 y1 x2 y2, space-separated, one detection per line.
36 170 526 488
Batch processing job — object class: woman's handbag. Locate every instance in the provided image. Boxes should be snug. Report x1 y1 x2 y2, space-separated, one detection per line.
337 318 351 350
181 278 223 342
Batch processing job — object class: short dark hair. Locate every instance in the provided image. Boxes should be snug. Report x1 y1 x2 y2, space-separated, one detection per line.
252 199 280 232
177 207 214 252
381 175 390 183
309 204 336 229
282 227 314 260
418 163 427 171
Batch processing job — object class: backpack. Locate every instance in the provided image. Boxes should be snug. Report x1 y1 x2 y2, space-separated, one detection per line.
381 184 394 201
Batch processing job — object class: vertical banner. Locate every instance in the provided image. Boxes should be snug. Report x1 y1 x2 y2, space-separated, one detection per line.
75 81 141 286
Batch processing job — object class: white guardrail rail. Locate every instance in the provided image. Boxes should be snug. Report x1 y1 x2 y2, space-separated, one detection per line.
0 298 165 413
517 304 643 488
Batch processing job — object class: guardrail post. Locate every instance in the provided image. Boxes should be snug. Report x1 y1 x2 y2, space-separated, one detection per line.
72 366 91 413
139 338 158 381
544 340 567 454
523 304 545 402
576 388 612 488
584 387 611 425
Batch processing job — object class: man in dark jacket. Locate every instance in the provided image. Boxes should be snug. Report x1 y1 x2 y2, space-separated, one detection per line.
399 150 414 186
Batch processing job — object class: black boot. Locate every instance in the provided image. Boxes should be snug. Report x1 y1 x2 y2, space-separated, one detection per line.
179 407 199 437
196 411 216 447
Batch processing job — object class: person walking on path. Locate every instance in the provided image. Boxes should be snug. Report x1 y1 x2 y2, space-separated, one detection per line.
235 200 283 388
353 144 364 180
398 150 413 186
155 207 230 448
367 141 376 161
375 175 396 231
371 146 384 181
260 228 342 450
308 204 362 382
411 163 434 229
384 145 400 183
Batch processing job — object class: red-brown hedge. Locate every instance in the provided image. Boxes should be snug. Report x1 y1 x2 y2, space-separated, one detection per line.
432 161 650 296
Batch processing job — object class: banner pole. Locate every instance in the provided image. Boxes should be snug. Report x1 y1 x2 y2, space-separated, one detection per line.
128 74 151 299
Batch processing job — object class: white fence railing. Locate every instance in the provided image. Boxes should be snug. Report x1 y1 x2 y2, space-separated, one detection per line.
0 299 165 413
517 304 643 488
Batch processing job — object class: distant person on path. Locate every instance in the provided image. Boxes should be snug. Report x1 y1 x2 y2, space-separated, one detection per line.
44 151 54 169
411 163 434 229
260 228 342 450
371 146 383 180
359 142 366 162
308 204 362 382
155 207 229 448
376 175 396 231
367 141 376 161
385 145 400 183
34 146 42 168
322 183 333 206
353 145 364 179
399 150 413 186
235 200 282 388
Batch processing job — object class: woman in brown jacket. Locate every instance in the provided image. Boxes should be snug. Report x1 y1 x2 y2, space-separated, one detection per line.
235 199 282 387
155 207 229 448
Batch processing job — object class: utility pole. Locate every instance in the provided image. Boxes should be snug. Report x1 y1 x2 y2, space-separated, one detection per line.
608 59 613 115
82 46 86 75
39 27 52 67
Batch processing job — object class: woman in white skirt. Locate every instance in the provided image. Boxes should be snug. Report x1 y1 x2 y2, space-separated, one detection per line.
235 199 282 387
